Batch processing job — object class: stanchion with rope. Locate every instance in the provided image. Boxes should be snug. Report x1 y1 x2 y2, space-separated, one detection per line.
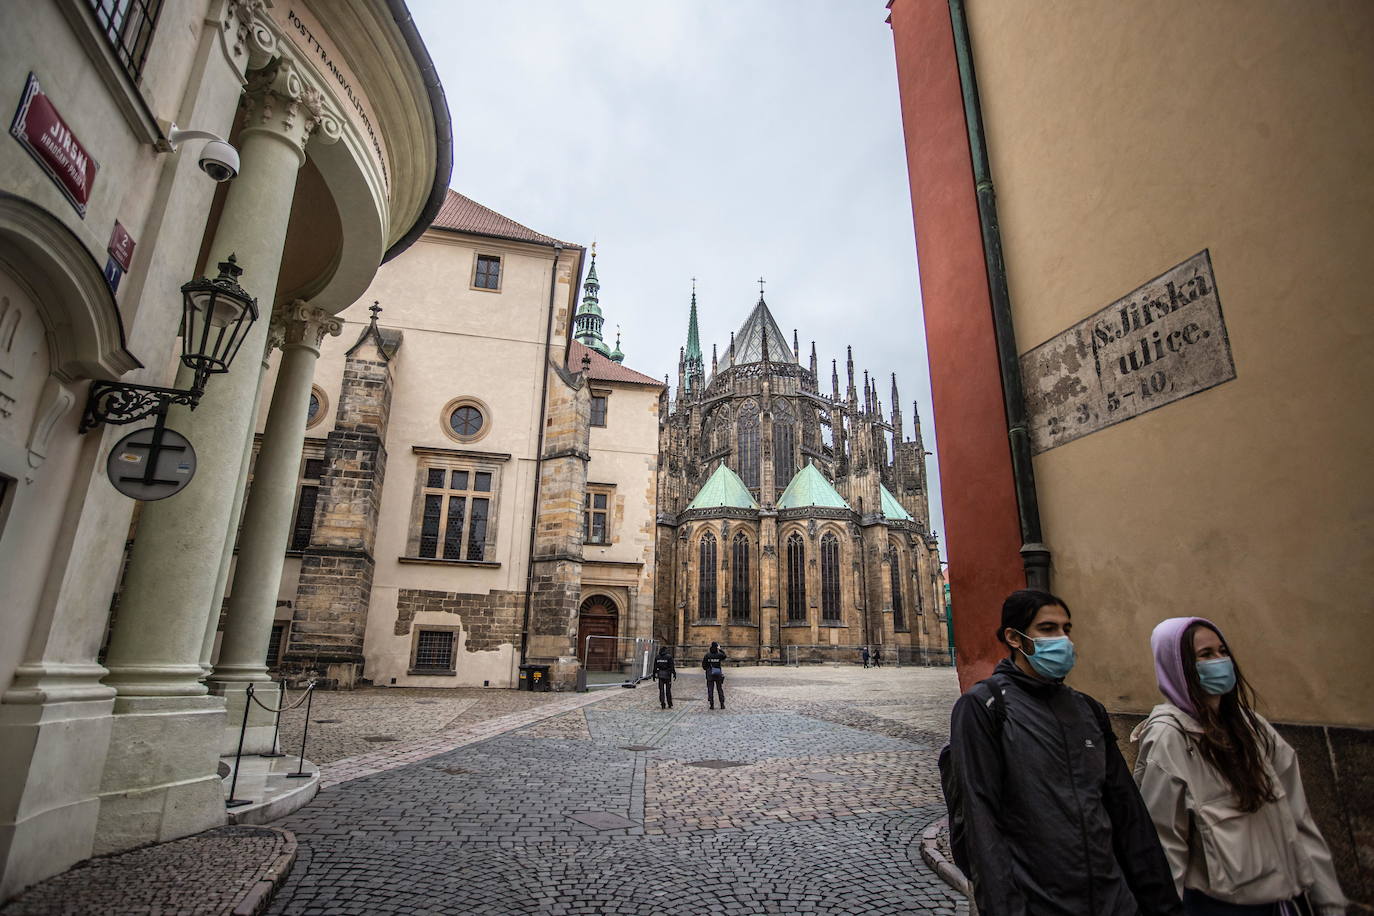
225 683 255 808
260 678 287 758
285 679 317 779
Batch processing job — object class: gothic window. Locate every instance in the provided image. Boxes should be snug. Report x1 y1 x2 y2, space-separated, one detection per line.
820 532 841 623
473 253 502 290
698 533 717 620
890 546 906 630
731 533 751 622
786 533 806 623
773 402 796 485
411 457 499 563
737 402 760 488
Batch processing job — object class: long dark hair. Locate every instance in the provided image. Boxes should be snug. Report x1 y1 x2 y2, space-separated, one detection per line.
1181 622 1275 812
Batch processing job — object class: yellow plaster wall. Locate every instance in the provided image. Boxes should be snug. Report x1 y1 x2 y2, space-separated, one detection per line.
966 0 1374 726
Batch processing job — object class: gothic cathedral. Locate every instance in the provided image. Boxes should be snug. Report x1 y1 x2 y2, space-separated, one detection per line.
654 287 951 662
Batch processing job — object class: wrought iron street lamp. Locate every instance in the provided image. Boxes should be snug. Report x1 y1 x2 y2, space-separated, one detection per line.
82 255 258 432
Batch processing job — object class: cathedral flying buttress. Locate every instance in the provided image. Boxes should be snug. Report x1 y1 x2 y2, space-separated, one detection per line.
654 286 951 664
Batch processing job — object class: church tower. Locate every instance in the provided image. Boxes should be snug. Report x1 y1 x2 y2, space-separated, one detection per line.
573 244 610 355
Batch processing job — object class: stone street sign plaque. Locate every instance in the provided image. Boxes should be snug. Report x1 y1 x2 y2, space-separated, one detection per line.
106 426 196 500
1020 250 1235 455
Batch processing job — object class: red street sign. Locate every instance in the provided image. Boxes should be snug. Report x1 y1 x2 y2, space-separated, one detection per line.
9 73 99 217
108 220 135 271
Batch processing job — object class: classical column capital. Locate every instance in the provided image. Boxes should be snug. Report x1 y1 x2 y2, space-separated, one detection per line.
270 299 344 354
239 56 343 159
225 0 278 71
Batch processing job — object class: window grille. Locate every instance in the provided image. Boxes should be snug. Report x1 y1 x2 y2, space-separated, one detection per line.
474 254 501 290
266 623 286 667
413 630 455 671
731 533 751 622
698 533 717 620
786 533 806 622
86 0 164 83
418 465 493 561
820 533 841 622
889 547 906 630
289 458 325 551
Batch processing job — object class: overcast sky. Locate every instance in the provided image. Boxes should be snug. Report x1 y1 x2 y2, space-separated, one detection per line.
409 0 947 552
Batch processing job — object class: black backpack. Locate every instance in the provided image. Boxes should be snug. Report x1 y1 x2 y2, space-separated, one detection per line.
937 673 1008 876
937 673 1115 877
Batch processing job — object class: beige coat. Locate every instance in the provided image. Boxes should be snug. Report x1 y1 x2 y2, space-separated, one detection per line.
1131 703 1345 913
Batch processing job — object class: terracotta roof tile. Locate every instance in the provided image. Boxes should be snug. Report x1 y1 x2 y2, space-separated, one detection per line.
431 189 575 247
568 341 663 388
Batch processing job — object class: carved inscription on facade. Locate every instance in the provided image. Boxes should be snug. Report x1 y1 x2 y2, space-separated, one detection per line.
1021 250 1234 455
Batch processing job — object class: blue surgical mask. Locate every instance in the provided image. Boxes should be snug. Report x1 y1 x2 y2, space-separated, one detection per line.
1015 632 1075 680
1196 657 1236 695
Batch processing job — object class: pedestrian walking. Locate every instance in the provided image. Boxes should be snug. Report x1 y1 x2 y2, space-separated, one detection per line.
861 646 871 668
702 641 727 709
943 589 1182 916
653 646 676 710
871 646 882 667
1132 617 1346 916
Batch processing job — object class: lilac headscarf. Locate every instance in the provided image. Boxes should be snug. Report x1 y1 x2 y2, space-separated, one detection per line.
1150 616 1224 719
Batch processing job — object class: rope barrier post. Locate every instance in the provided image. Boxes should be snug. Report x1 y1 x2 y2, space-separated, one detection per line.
260 677 286 758
286 680 316 779
225 683 254 807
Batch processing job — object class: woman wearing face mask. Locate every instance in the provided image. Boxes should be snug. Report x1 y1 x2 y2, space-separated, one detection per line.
1132 618 1345 916
946 590 1181 916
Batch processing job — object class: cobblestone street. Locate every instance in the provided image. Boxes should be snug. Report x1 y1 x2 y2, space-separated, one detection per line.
268 665 967 916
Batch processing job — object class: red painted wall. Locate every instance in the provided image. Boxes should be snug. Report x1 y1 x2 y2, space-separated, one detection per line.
887 0 1026 691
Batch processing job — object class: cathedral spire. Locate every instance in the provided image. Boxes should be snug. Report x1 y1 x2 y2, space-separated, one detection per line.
712 343 718 374
809 341 818 381
890 373 904 441
831 358 840 400
863 370 872 414
846 346 857 404
684 278 704 390
573 243 609 355
793 328 800 358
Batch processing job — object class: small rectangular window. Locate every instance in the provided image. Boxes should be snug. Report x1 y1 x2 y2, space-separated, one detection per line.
289 453 326 551
590 394 608 427
473 254 502 290
266 623 287 668
583 486 613 545
413 629 455 672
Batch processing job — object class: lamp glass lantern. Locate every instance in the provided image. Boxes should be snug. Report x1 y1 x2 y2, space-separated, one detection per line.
179 253 259 390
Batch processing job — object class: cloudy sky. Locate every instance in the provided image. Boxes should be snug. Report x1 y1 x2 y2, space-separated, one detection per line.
409 0 947 549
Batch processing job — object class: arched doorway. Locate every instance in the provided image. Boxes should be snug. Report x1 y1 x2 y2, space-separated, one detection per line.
576 595 619 671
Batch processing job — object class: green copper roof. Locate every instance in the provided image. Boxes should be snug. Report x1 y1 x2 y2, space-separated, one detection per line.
880 483 912 520
686 463 759 510
777 463 851 510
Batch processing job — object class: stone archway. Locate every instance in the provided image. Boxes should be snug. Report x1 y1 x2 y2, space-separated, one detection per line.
576 594 620 672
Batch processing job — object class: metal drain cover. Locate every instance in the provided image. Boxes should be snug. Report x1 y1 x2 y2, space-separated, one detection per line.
415 700 439 705
313 719 341 724
362 735 398 743
687 759 748 769
619 745 659 752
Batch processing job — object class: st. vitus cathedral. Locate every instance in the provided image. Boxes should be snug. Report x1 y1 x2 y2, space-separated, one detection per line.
654 286 951 662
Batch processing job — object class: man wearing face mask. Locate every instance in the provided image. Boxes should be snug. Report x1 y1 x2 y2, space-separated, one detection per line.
946 590 1182 916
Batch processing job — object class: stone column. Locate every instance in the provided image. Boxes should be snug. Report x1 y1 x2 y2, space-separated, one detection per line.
96 56 340 854
210 301 340 750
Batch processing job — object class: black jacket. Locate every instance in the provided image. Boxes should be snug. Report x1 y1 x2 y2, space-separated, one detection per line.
949 658 1181 916
701 649 727 677
653 654 676 681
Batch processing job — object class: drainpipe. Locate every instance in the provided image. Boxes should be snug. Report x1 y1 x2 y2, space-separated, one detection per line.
947 0 1051 589
519 242 566 664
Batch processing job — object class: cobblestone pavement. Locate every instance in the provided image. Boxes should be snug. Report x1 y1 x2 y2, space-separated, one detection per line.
0 826 294 916
267 665 969 915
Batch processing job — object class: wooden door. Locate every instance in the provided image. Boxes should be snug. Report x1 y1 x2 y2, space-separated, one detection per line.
577 597 619 671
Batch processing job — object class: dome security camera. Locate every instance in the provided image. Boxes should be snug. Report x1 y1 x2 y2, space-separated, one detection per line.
198 140 239 182
160 125 240 183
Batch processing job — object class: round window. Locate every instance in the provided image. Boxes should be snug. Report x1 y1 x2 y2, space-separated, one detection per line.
305 386 328 429
449 405 484 438
307 392 320 422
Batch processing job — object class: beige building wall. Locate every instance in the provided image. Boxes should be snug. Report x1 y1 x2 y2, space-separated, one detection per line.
962 1 1374 727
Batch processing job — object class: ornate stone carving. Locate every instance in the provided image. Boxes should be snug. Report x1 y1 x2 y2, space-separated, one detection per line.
271 299 344 353
240 56 342 155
